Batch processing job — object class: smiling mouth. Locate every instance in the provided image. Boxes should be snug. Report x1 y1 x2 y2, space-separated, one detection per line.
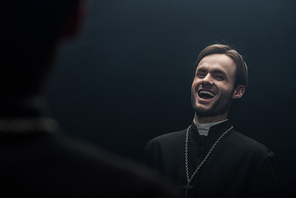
198 90 215 99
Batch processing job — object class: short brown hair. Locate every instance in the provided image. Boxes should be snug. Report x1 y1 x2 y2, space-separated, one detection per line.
194 44 248 88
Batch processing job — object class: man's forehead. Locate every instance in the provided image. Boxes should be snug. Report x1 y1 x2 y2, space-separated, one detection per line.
196 64 229 72
196 54 236 73
199 54 234 64
196 64 231 73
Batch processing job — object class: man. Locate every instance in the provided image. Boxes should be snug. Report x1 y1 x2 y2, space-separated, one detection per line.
143 44 278 198
0 1 182 197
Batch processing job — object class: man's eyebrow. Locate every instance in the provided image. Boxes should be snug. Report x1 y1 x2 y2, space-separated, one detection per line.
212 69 226 75
196 68 207 72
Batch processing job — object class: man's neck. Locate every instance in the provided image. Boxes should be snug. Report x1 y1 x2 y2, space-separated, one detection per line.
0 95 48 117
193 113 228 124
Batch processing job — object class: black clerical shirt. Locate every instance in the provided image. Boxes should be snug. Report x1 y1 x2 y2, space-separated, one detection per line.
143 121 278 198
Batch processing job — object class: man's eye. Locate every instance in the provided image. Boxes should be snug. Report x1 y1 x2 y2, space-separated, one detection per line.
196 73 205 78
216 76 224 80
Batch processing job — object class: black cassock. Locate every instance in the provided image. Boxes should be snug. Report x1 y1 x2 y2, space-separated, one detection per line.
143 121 278 198
0 98 181 198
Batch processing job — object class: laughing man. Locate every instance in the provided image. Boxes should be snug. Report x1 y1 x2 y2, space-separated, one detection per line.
143 44 278 198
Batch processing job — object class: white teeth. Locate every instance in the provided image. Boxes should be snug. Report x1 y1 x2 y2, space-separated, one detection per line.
199 90 214 97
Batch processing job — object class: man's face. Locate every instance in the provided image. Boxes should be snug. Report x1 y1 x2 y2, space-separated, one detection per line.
191 54 239 120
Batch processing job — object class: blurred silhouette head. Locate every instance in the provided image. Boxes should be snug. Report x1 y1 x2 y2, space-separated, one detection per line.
2 0 83 96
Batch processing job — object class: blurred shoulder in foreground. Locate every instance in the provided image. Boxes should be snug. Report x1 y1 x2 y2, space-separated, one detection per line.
0 1 182 197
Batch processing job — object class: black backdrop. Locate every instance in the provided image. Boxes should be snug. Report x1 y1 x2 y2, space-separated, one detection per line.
47 0 296 197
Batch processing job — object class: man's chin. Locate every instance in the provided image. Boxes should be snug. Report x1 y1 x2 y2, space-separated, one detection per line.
192 106 213 116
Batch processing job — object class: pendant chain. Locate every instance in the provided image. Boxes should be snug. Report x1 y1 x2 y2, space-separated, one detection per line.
185 125 233 185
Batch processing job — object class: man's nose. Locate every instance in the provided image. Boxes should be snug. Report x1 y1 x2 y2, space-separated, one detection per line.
201 74 214 86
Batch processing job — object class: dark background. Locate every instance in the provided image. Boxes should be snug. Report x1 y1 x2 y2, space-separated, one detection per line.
46 0 296 197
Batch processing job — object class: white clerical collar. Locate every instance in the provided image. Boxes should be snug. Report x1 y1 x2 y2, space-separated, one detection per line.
193 119 228 136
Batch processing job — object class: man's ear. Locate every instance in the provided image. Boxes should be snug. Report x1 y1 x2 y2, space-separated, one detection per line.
232 85 245 99
62 1 87 38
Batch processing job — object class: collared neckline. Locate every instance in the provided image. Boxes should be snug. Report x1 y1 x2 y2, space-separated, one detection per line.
0 96 58 135
193 119 228 136
190 120 233 143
